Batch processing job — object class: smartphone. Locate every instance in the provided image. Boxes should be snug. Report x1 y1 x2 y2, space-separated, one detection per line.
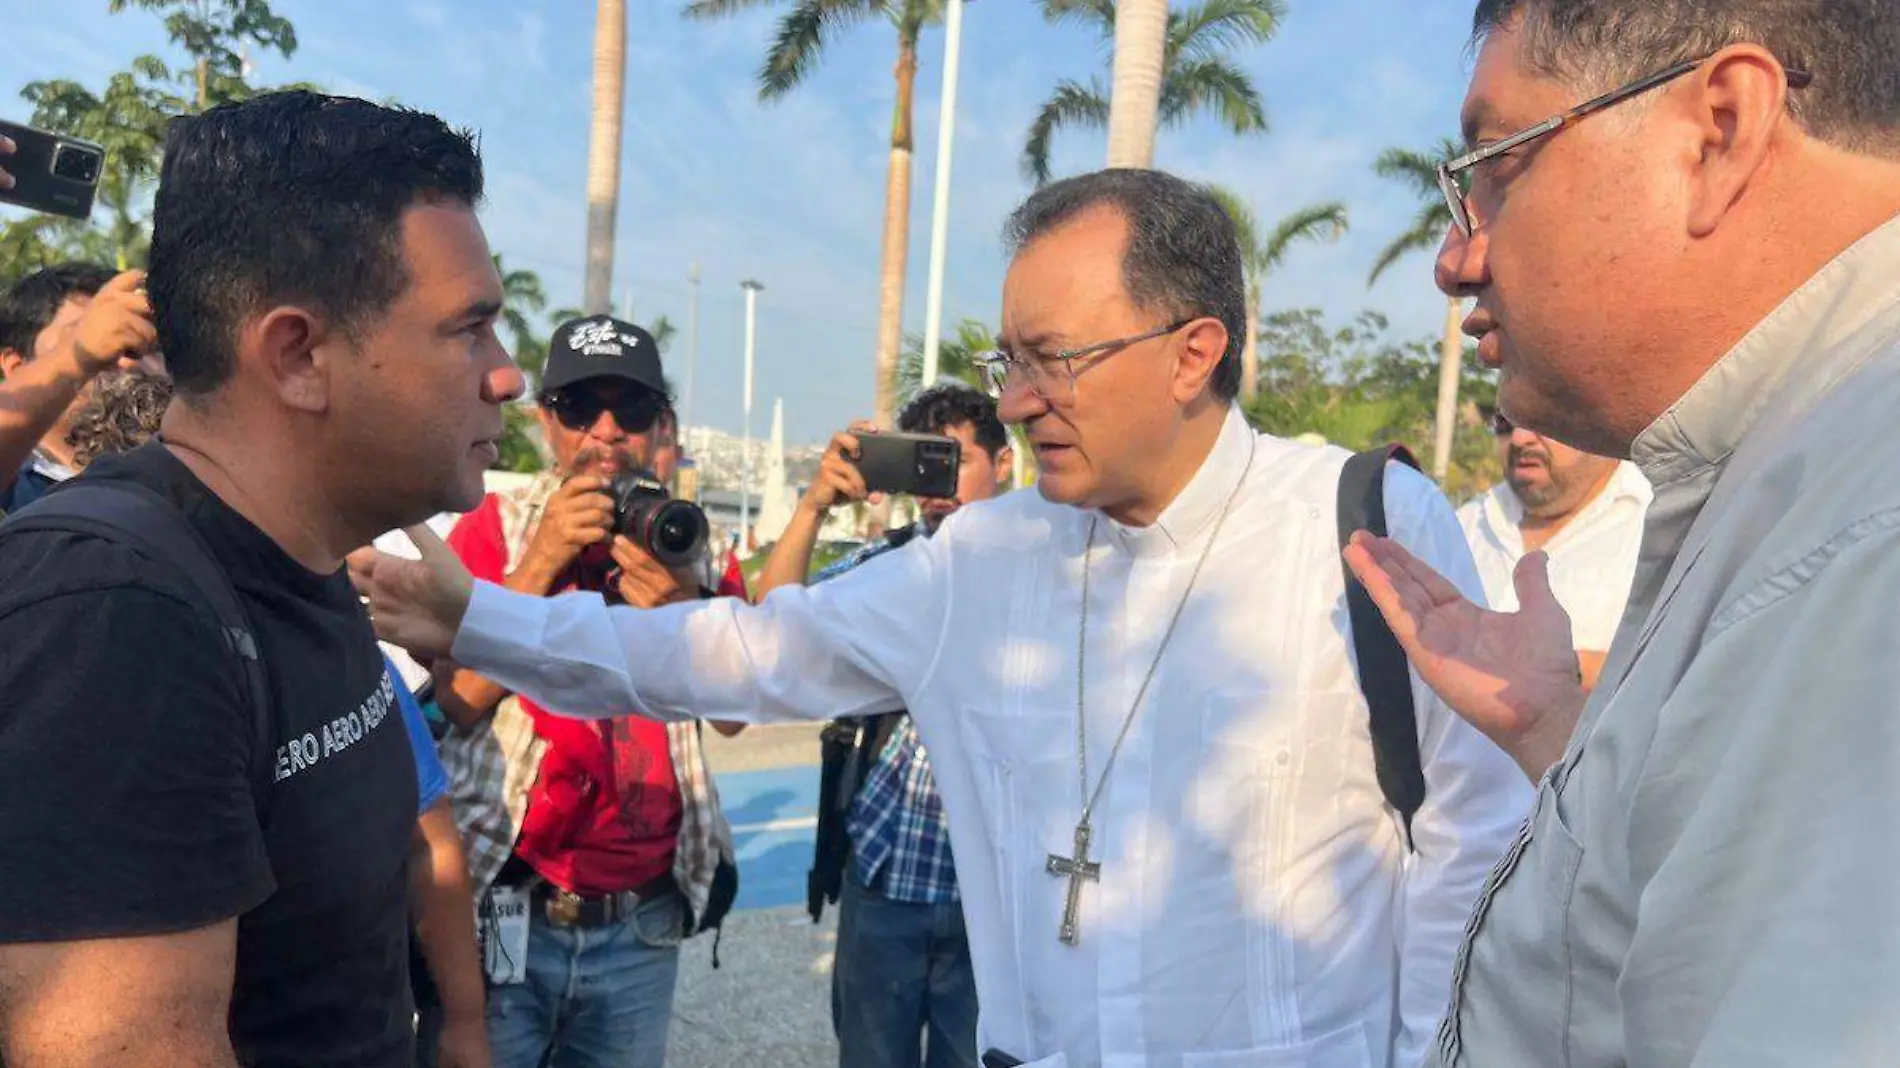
854 431 960 499
0 120 104 220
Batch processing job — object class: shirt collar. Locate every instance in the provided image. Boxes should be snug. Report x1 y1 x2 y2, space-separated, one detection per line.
1633 212 1900 488
28 448 75 484
1102 404 1253 559
1481 460 1650 554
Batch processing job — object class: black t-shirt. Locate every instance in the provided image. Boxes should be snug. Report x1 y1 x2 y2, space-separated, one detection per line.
0 443 418 1067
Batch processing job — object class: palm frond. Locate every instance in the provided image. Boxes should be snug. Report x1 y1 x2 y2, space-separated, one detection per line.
683 0 789 18
1158 58 1266 135
649 314 679 353
1367 200 1450 286
756 0 882 99
898 318 994 399
1037 0 1116 39
1167 0 1285 65
1020 78 1109 186
1371 148 1440 200
1260 201 1348 273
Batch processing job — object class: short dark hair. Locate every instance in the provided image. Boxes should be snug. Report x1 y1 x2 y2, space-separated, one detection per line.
148 89 485 395
1002 169 1247 400
0 263 117 361
1472 0 1900 156
899 383 1009 458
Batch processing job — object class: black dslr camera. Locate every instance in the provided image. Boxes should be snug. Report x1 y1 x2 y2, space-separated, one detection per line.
608 471 709 568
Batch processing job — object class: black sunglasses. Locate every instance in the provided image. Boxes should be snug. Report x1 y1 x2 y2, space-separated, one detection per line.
1489 411 1515 437
541 388 666 434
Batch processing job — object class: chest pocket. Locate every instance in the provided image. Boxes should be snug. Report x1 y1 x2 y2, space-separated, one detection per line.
1188 688 1361 861
960 708 1070 858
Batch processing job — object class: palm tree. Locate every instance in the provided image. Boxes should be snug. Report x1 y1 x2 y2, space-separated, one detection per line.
685 0 943 438
1210 189 1348 401
1106 0 1170 168
1025 0 1283 185
896 319 1039 489
896 318 991 399
1370 138 1464 481
584 0 627 315
492 254 550 382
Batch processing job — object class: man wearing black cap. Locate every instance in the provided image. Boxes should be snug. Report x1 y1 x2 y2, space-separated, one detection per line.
428 315 737 1068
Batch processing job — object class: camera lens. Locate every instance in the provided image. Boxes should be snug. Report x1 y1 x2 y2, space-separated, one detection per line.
646 501 709 566
52 145 101 184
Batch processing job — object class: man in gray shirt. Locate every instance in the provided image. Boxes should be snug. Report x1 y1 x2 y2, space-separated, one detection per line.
1344 1 1900 1065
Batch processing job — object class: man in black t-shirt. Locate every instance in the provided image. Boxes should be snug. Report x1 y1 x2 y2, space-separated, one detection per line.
0 91 524 1068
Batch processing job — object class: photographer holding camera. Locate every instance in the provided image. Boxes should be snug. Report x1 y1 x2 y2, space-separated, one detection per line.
429 315 736 1068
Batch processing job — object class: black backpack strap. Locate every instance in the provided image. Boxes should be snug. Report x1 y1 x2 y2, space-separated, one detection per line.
2 479 276 819
1337 445 1427 852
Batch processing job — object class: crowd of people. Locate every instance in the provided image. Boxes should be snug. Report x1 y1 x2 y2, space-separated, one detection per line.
6 1 1900 1067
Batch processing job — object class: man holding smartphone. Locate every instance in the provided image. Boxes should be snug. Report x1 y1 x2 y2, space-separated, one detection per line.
757 384 1013 1068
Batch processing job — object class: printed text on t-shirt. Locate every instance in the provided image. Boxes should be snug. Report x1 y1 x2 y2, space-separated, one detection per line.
275 670 397 784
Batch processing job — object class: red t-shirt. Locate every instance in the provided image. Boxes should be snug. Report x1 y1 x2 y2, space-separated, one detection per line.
447 495 681 896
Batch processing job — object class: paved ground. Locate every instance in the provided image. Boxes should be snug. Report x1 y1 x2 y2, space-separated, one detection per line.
666 724 838 1068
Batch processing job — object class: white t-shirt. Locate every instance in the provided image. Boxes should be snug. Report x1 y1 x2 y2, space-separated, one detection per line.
1455 461 1652 651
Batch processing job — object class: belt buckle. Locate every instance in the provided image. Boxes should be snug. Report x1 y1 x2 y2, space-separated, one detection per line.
547 889 584 927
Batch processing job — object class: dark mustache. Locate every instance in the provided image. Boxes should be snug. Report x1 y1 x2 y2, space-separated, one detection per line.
573 445 637 470
1507 445 1550 467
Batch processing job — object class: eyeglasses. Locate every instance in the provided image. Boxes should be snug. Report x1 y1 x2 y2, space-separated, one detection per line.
973 319 1195 406
1438 55 1813 236
1489 411 1515 437
541 388 667 434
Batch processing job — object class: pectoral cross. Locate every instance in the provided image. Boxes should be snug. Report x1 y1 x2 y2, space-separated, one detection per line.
1045 822 1101 946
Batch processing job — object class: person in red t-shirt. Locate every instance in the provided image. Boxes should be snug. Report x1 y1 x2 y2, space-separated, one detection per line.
432 315 737 1068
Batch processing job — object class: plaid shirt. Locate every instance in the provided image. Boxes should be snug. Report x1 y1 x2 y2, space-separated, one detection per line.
436 471 735 931
814 530 960 905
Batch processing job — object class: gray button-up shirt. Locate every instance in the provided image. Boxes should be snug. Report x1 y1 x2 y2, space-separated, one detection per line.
1434 213 1900 1067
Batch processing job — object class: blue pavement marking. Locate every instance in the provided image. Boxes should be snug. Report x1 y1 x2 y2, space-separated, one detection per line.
718 764 821 912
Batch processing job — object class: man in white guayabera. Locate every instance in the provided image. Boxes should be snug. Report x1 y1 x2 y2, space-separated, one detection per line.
353 168 1531 1068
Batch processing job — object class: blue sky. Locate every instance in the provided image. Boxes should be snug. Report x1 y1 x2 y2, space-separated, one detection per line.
2 0 1481 444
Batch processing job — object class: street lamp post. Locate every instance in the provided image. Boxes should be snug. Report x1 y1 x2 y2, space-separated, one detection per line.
739 279 764 553
920 0 968 388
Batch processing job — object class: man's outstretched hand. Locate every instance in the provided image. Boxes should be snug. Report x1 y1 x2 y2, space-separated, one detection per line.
1344 531 1589 781
348 524 477 662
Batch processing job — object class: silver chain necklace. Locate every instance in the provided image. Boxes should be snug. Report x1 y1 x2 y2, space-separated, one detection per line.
1046 434 1257 945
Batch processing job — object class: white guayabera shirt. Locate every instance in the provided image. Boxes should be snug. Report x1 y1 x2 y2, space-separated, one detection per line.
453 405 1530 1068
1433 217 1900 1068
1455 461 1652 652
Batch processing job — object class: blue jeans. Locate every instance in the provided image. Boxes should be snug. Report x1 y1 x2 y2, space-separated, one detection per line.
486 888 685 1068
831 868 979 1068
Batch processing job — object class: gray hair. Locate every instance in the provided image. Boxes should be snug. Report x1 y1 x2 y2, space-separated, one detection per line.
1472 0 1900 156
1002 169 1247 401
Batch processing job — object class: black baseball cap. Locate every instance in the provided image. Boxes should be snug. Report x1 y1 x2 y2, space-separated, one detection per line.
541 316 667 396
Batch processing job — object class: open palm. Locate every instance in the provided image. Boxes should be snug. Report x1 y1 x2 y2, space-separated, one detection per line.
1345 532 1587 777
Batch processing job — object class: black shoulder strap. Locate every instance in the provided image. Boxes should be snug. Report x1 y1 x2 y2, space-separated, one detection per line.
1337 445 1426 852
1 479 276 819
